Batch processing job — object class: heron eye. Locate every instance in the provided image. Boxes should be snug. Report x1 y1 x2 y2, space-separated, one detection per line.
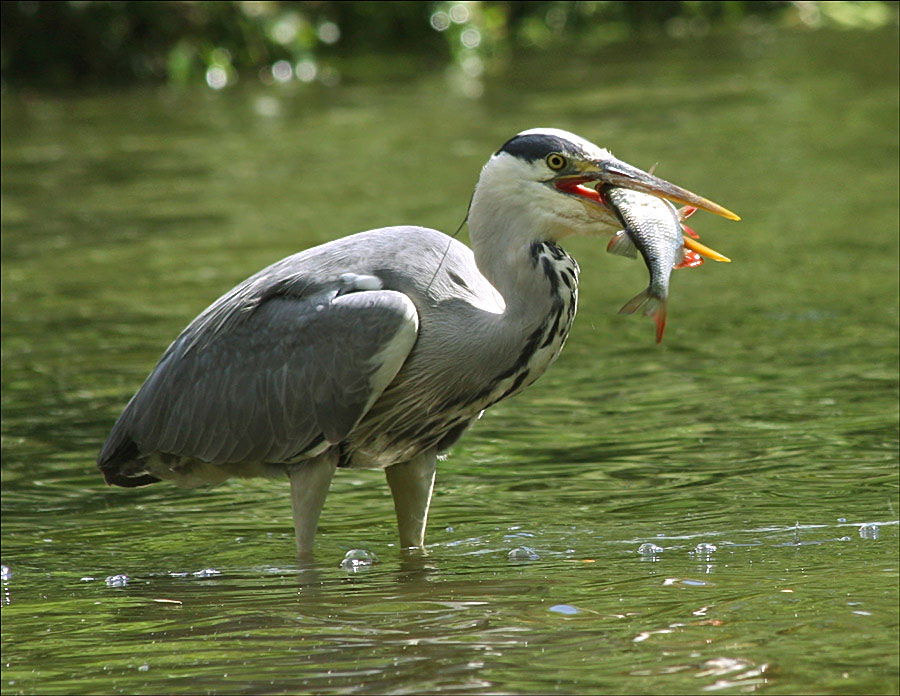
546 153 567 171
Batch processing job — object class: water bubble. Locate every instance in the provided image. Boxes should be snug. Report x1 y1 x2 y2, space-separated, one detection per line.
549 604 579 615
80 576 94 582
0 566 10 581
837 517 847 523
858 523 879 540
192 568 221 578
638 543 664 556
138 664 149 672
681 578 708 586
105 574 129 587
663 577 709 587
504 531 535 539
340 549 377 572
694 543 717 555
507 546 540 561
839 536 852 542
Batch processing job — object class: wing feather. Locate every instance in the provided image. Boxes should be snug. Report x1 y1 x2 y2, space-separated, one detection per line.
99 287 418 481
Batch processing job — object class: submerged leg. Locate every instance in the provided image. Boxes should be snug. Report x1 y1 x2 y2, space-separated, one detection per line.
385 450 437 550
289 451 337 558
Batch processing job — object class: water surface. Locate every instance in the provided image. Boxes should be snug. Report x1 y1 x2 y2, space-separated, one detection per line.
2 28 898 694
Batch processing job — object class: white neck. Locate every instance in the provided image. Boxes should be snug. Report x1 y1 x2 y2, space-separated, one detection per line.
461 163 582 406
467 164 562 315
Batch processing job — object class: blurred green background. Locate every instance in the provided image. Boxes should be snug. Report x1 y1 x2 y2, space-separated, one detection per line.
2 1 898 89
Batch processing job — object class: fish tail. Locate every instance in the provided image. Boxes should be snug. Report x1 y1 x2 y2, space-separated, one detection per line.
619 289 668 344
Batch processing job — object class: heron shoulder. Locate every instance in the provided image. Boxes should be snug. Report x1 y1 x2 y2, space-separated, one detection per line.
167 226 456 353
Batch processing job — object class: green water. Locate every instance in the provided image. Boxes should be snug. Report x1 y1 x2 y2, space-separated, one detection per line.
2 28 898 695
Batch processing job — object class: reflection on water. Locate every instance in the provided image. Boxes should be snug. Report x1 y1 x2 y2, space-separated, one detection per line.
2 27 899 695
2 519 896 693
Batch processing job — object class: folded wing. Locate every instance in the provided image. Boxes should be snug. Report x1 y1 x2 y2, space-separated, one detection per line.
98 287 419 486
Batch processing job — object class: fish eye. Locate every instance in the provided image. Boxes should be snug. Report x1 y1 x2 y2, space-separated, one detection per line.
546 153 567 171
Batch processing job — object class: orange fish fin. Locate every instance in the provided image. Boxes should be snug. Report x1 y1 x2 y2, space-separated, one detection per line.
675 249 704 269
619 290 668 343
678 205 698 220
681 222 700 239
653 305 667 344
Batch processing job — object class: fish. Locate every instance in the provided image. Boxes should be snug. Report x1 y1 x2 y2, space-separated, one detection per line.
602 185 682 343
601 185 729 343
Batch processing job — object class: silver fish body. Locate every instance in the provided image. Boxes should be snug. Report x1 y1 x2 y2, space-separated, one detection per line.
603 185 685 342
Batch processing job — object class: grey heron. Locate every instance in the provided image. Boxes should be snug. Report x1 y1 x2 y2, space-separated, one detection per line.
98 128 737 557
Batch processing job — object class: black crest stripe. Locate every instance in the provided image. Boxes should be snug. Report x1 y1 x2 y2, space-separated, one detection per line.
496 133 585 163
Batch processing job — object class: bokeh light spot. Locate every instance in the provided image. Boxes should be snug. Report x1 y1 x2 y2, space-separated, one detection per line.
258 65 274 86
460 28 481 48
546 6 567 30
271 14 300 45
317 21 340 45
449 4 470 24
210 47 231 67
460 54 484 78
253 96 280 117
272 60 293 83
318 65 340 87
430 11 450 31
205 66 228 90
295 59 317 83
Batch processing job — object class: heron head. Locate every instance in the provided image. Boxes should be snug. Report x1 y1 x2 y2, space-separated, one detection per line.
471 128 738 241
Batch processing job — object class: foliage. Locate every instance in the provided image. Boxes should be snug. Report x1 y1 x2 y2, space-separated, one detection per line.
1 1 897 89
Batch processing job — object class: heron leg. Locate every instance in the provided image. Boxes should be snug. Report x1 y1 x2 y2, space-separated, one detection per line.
289 451 337 558
385 450 437 551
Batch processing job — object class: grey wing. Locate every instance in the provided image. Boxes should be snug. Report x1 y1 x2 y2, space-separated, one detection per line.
99 288 418 484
